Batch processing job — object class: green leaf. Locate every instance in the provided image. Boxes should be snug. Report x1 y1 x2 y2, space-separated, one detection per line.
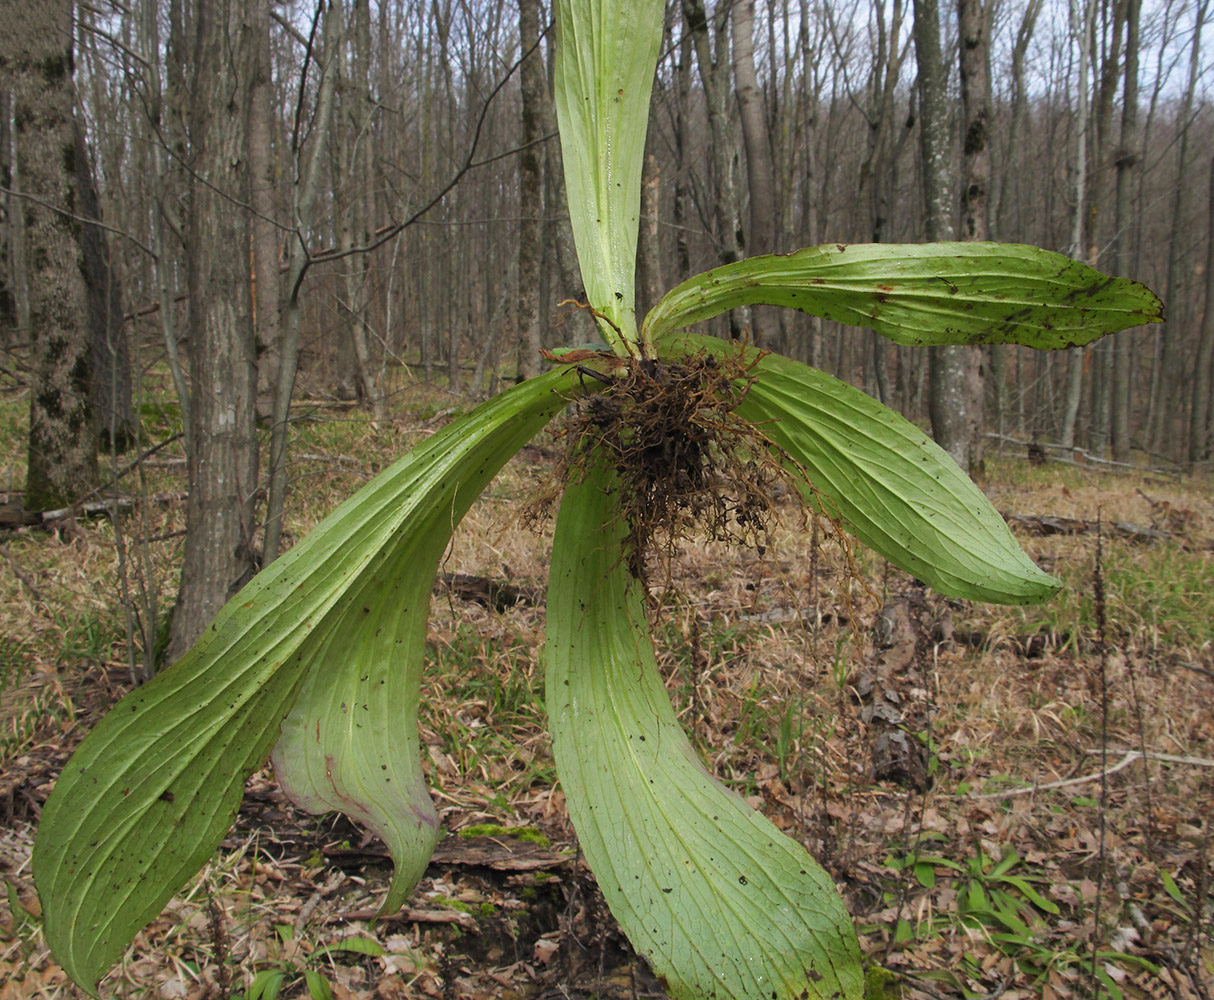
999 876 1059 915
1161 870 1190 911
553 0 663 353
318 936 386 958
245 969 286 1000
667 334 1059 604
545 457 863 1000
304 971 333 1000
644 242 1162 348
32 370 578 994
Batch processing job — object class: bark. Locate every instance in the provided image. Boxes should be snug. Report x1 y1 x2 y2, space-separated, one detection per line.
264 0 342 565
516 0 544 379
1 0 100 510
1147 0 1207 457
1060 0 1094 452
731 0 775 260
636 150 663 322
74 123 136 452
249 0 281 401
914 0 978 474
682 0 749 339
955 0 989 473
1189 155 1214 468
0 88 16 335
1111 0 1140 462
167 0 260 662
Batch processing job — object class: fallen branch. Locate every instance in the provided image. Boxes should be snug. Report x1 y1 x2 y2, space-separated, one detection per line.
972 749 1214 799
1004 512 1204 549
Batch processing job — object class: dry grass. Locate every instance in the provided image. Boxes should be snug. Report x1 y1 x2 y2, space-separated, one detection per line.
2 375 1212 999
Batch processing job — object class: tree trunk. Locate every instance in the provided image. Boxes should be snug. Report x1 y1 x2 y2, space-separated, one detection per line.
249 0 281 403
955 0 989 473
1146 0 1207 458
914 0 977 474
1111 0 1140 462
636 150 664 322
1060 0 1094 452
1189 155 1214 468
167 0 260 662
682 0 749 339
264 0 342 565
74 123 136 453
516 0 544 379
2 0 100 510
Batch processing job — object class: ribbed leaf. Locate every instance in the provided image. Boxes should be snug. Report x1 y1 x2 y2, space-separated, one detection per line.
546 458 864 1000
33 371 576 994
669 334 1059 604
553 0 663 352
644 243 1162 347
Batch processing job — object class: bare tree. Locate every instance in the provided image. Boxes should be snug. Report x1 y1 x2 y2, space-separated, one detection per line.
914 0 982 474
1 0 100 510
167 0 260 661
682 0 749 339
516 0 545 379
1146 0 1207 457
1111 0 1141 462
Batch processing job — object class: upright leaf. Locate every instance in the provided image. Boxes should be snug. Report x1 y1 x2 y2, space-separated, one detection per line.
33 371 577 994
668 334 1059 604
546 457 864 1000
644 242 1163 347
553 0 663 353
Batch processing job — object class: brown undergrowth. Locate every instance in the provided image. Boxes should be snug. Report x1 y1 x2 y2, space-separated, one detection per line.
2 378 1212 1000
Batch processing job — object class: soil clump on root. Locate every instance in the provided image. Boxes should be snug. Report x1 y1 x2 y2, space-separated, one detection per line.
537 350 798 583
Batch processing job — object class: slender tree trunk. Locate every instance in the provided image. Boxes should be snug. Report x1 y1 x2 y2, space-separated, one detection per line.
249 0 281 402
1060 0 1094 451
914 0 978 474
74 122 136 452
2 0 100 510
1147 0 1207 458
636 150 663 322
1111 0 1140 462
516 0 544 379
1189 155 1214 468
264 0 342 565
955 0 989 473
167 0 260 662
682 0 749 339
731 0 777 345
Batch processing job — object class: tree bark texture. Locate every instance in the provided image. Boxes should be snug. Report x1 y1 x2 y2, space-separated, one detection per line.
1111 0 1141 463
74 123 136 452
167 0 260 663
1 0 100 510
915 0 978 475
516 0 544 379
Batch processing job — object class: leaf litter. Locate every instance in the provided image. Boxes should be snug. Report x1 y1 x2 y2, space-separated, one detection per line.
1 389 1212 1000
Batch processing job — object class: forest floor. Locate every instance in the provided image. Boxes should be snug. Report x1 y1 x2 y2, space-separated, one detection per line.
1 373 1212 1000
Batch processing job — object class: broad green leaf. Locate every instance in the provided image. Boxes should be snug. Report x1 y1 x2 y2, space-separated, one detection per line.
32 370 578 994
553 0 663 354
644 242 1162 347
667 334 1060 604
546 457 863 1000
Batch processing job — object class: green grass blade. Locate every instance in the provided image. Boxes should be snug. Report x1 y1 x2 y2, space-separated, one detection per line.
644 242 1162 347
32 371 577 994
553 0 663 352
545 457 863 1000
668 334 1059 604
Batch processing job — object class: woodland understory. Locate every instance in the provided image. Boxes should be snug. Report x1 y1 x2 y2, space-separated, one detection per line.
1 376 1211 1000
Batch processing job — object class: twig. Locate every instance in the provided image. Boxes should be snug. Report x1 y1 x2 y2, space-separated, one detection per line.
971 749 1214 799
